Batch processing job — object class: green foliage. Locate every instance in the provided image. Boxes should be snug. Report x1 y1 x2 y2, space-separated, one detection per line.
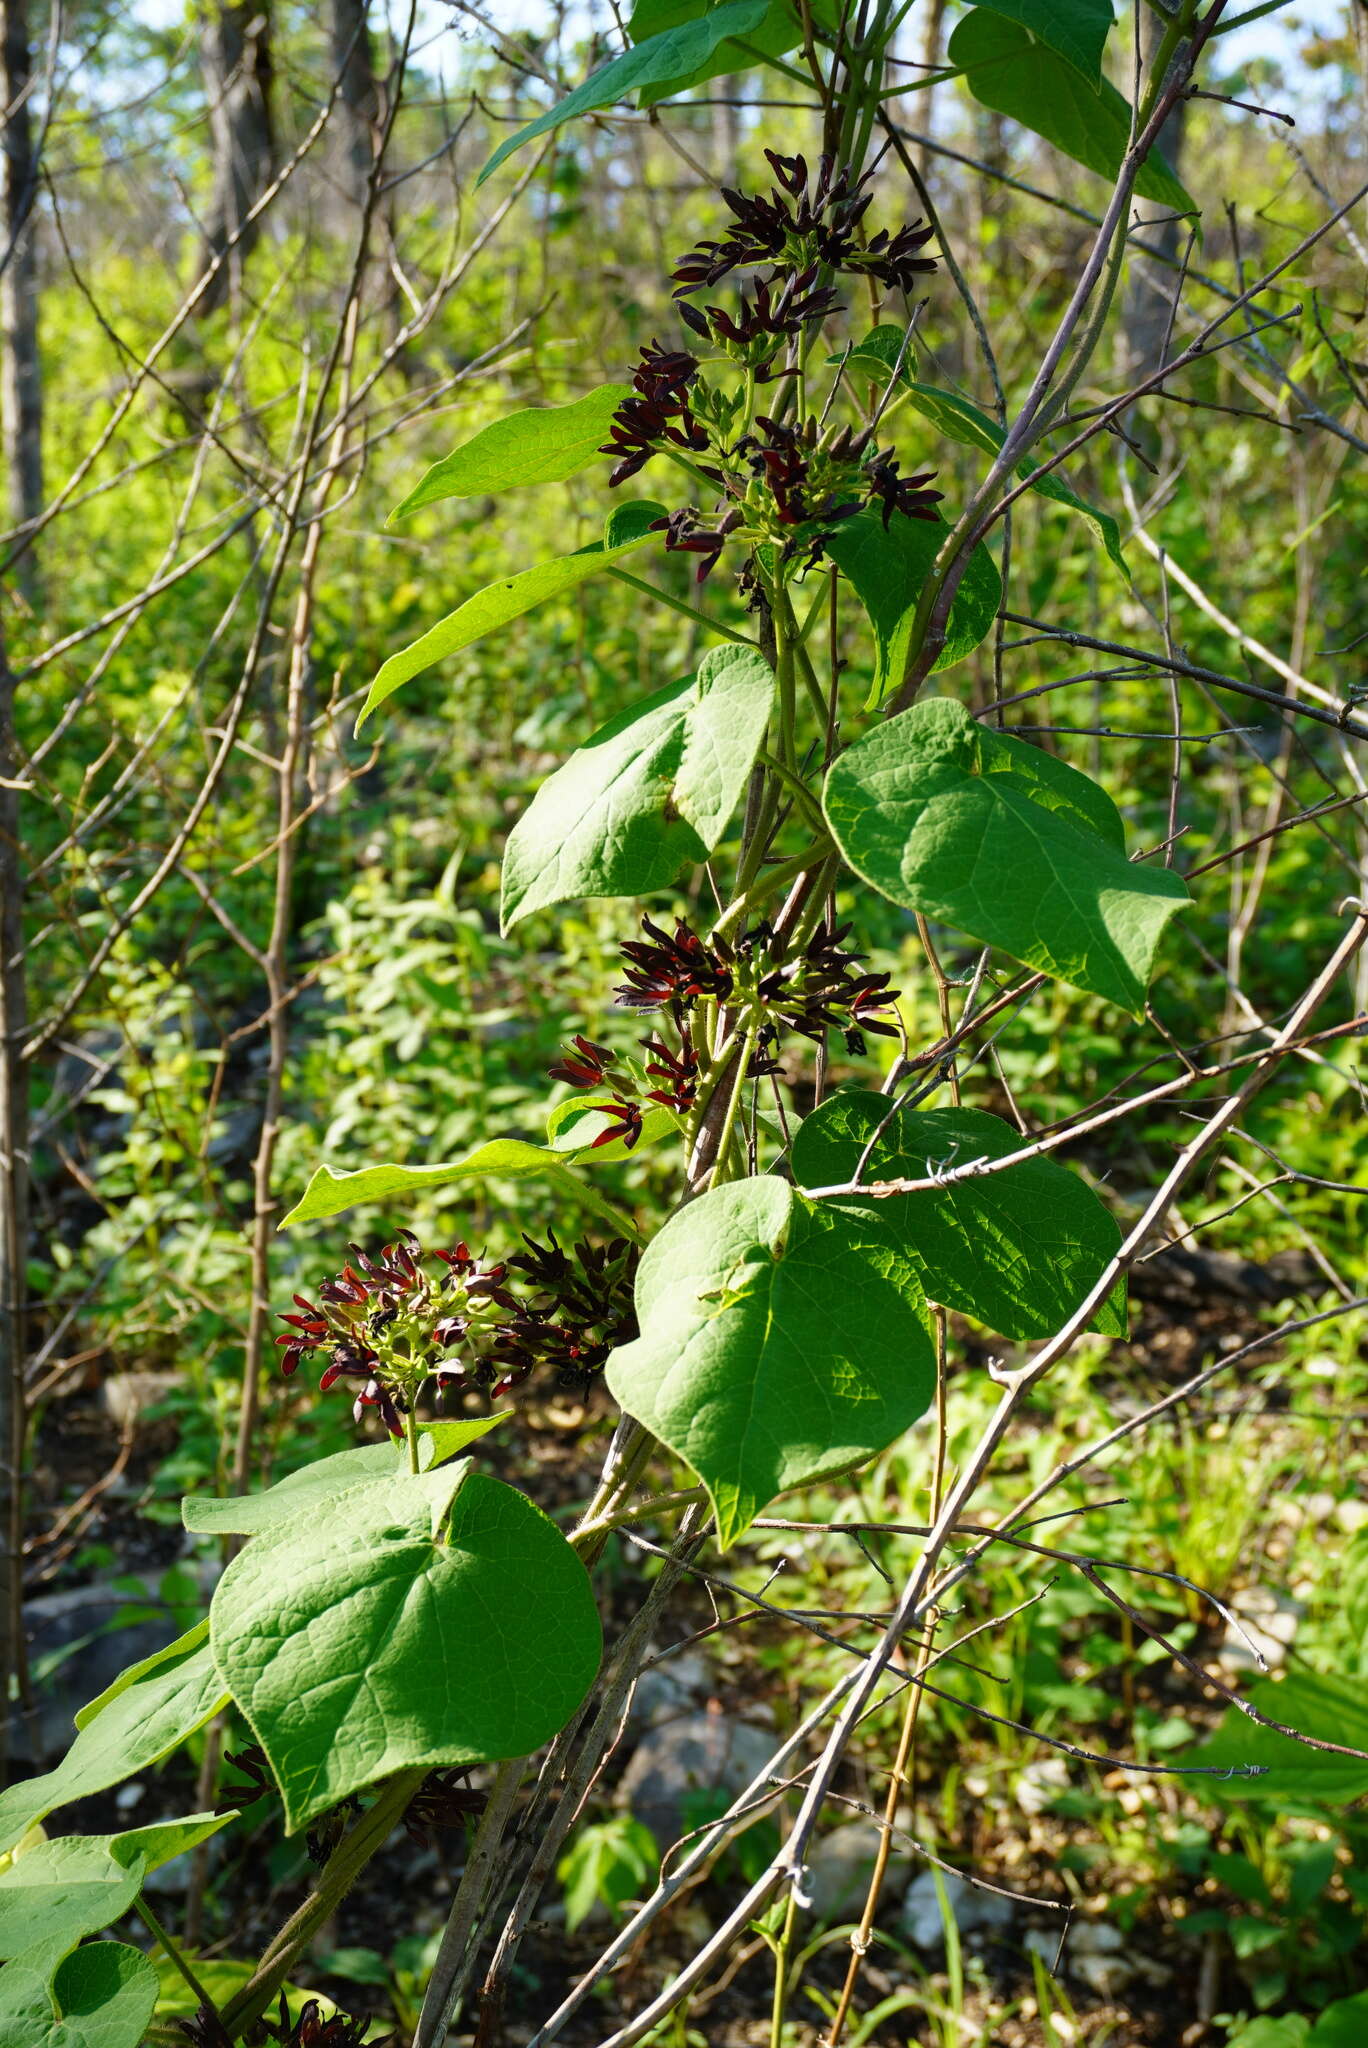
967 0 1114 80
897 381 1127 575
389 388 631 519
181 1420 502 1536
824 508 1001 703
210 1466 602 1831
0 1631 228 1856
791 1089 1125 1338
557 1815 659 1930
823 698 1191 1014
1187 1675 1368 1808
0 1941 159 2048
479 0 771 181
358 500 667 725
949 11 1195 214
606 1176 936 1545
280 1135 638 1237
501 644 773 927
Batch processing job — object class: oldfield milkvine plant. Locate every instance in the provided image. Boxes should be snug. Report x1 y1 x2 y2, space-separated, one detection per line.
1 3 1302 2044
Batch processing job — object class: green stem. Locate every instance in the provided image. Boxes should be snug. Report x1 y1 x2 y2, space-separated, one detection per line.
406 1406 420 1475
606 567 757 648
756 748 829 836
220 1769 424 2040
709 1028 758 1188
768 1888 802 2048
135 1897 219 2022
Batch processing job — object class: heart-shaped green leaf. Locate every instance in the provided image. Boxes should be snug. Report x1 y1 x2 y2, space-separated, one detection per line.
0 1837 146 1959
0 1941 158 2048
824 508 1001 706
357 499 665 728
0 1630 227 1856
210 1467 602 1831
949 11 1194 216
501 644 774 928
792 1091 1124 1339
605 1176 935 1547
478 0 769 183
823 698 1190 1015
388 387 631 520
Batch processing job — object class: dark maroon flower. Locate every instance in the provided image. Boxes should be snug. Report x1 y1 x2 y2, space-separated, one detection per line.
549 1034 618 1088
217 1744 274 1814
649 505 743 583
493 1234 641 1395
175 2009 234 2048
615 916 733 1012
257 1991 372 2048
864 452 943 528
679 267 840 368
403 1767 487 1847
589 1098 645 1151
601 338 707 485
853 218 939 294
641 1033 699 1112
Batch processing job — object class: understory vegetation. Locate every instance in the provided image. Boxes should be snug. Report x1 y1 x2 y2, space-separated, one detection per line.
1 4 1367 2046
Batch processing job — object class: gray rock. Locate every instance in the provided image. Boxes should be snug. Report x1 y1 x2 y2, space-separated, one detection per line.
628 1651 711 1728
617 1712 777 1847
1217 1585 1304 1674
8 1584 180 1765
101 1372 182 1435
1025 1918 1133 1996
805 1820 912 1923
900 1869 1015 1950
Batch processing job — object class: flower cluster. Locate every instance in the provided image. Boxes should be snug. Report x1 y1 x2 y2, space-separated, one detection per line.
673 151 936 298
277 1225 638 1430
601 340 706 486
547 917 900 1133
599 150 942 580
486 1233 640 1395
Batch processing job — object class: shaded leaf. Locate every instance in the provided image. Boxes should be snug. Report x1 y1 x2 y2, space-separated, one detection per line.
0 1941 158 2048
970 0 1113 79
823 697 1190 1015
479 1 769 183
824 507 1001 706
949 10 1194 216
1185 1671 1368 1809
502 644 774 928
791 1090 1124 1338
0 1836 146 1960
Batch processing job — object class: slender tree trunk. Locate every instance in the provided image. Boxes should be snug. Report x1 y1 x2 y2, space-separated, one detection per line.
328 0 380 221
914 0 948 176
1 0 42 600
0 619 27 1787
1119 7 1189 386
196 3 275 314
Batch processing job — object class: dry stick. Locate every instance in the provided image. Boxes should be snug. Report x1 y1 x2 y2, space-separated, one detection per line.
823 1306 949 2048
470 1508 711 2039
546 908 1368 2048
0 614 29 1783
